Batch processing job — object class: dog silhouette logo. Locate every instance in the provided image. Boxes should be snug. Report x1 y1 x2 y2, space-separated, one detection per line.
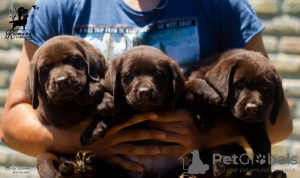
179 149 210 176
9 5 29 30
5 4 39 40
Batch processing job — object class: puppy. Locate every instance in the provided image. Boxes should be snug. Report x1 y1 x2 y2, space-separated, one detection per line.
185 49 284 177
106 45 185 112
26 35 114 178
82 45 187 178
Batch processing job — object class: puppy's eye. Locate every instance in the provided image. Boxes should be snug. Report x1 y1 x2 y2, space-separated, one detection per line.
69 57 83 70
126 72 134 77
42 65 50 73
155 70 163 77
234 82 244 90
261 84 270 91
123 71 135 84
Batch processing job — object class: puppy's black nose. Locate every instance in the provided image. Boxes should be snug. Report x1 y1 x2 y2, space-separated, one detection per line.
56 76 68 88
245 103 258 114
138 87 151 98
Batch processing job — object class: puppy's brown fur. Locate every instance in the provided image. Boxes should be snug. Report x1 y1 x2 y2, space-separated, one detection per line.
26 35 114 178
82 45 187 177
185 49 284 177
186 49 283 124
81 45 186 145
26 35 115 127
106 45 186 112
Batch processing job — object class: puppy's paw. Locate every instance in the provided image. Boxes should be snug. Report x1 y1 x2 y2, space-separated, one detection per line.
185 79 222 107
82 121 108 145
184 79 201 105
56 161 76 178
76 150 96 173
96 92 118 117
89 81 105 99
75 82 105 106
80 118 109 146
90 121 108 143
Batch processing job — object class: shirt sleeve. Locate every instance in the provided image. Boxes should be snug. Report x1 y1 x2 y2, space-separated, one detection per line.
25 0 80 47
25 0 62 47
215 0 265 50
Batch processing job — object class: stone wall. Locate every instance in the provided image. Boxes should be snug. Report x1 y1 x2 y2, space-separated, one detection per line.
0 1 40 177
0 0 300 177
248 0 300 177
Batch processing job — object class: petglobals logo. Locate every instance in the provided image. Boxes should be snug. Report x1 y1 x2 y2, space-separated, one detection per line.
179 149 210 176
212 153 298 166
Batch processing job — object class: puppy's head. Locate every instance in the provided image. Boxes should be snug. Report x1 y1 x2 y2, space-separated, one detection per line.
205 49 284 124
106 45 186 111
26 35 106 108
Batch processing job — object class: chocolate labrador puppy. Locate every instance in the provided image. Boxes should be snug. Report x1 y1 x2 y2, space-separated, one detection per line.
106 45 185 112
81 45 186 145
26 35 115 178
81 45 187 178
185 49 285 177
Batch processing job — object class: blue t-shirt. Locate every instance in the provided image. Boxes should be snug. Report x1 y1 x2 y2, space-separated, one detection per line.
26 0 264 70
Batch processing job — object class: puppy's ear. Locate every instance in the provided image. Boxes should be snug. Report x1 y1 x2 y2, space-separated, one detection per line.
170 60 186 99
269 74 284 125
164 59 186 109
105 57 124 110
80 40 107 82
26 60 39 109
204 59 238 104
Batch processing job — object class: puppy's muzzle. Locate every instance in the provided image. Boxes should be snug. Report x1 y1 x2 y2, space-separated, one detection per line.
137 87 152 100
127 85 164 111
48 71 86 104
55 76 69 89
245 103 259 115
52 74 82 92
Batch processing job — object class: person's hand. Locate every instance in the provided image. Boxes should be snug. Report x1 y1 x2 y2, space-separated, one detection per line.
145 108 244 155
145 109 202 155
86 109 202 172
90 108 244 172
77 113 172 172
50 108 243 173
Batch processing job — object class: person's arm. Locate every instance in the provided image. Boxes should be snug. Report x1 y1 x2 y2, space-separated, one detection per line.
0 40 48 155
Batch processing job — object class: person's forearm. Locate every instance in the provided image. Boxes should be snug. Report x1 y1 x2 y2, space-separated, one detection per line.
1 103 50 156
0 103 90 157
266 97 292 144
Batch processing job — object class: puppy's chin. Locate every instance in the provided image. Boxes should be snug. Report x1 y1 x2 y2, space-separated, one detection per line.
48 88 82 105
232 108 267 123
126 97 163 111
125 90 165 111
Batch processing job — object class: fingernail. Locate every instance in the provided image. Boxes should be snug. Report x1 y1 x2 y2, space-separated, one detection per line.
157 132 166 139
136 166 144 172
151 147 160 154
150 113 158 120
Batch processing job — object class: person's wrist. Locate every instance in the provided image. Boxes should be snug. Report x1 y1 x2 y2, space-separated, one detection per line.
45 122 86 155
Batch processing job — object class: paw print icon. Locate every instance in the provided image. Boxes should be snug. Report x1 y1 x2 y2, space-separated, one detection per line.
255 154 266 165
